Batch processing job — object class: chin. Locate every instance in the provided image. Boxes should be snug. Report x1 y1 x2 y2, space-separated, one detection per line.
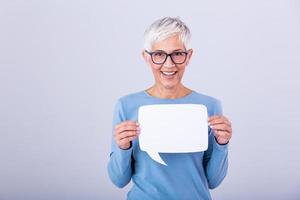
161 82 180 89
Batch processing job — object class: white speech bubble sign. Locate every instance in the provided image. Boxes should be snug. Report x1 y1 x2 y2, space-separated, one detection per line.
138 104 208 166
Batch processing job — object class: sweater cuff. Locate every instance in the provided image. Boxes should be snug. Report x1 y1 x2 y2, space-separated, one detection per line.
115 146 133 169
213 137 229 151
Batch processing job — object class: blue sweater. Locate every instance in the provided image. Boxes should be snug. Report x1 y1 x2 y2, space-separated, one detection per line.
107 90 229 200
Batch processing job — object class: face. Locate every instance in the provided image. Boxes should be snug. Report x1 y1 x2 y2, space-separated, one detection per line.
143 35 193 90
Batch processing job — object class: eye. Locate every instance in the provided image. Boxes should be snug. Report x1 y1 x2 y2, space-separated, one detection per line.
173 52 185 56
153 52 164 57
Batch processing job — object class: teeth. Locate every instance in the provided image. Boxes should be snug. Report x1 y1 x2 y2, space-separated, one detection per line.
162 71 176 76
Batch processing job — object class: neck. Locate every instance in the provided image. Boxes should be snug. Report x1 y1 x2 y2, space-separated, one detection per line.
146 84 192 99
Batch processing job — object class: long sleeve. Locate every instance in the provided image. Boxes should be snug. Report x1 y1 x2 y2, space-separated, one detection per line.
107 99 133 188
203 100 229 189
106 91 230 199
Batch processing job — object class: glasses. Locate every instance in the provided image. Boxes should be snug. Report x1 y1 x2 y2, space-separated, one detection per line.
145 50 188 64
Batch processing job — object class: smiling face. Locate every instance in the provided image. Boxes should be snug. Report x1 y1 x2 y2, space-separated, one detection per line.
143 34 193 90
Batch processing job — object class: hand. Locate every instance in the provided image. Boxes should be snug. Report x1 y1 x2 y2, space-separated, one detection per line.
114 120 140 150
208 115 232 145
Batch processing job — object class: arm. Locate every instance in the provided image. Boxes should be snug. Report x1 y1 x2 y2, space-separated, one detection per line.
203 130 228 189
107 100 134 188
203 100 229 189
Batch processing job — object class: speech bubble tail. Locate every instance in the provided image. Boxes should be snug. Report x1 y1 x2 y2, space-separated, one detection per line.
148 152 167 166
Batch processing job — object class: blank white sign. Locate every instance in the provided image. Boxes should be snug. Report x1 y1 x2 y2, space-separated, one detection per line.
138 104 208 166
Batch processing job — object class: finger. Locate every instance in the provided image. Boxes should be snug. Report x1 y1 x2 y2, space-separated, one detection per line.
213 130 232 140
212 129 221 137
208 117 231 127
208 115 229 123
210 124 232 133
209 120 231 128
116 123 139 134
115 121 139 131
115 120 139 130
118 135 138 146
116 130 139 140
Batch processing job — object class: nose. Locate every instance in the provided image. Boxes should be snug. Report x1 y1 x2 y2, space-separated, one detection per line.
163 55 175 68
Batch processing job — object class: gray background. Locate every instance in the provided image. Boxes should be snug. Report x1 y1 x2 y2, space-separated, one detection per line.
1 0 300 199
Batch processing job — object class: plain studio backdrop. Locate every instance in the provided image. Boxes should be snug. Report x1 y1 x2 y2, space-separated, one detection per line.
0 0 299 199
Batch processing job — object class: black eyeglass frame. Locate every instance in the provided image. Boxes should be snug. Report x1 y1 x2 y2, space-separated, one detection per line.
145 50 189 65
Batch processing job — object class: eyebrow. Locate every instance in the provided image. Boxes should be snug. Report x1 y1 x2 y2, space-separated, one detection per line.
153 49 185 53
172 49 184 52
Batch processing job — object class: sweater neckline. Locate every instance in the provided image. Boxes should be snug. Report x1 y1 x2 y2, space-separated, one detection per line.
142 90 195 100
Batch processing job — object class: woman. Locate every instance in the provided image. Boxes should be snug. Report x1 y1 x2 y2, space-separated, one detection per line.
107 17 232 200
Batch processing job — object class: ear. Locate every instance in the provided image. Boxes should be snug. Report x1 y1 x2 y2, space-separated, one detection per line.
142 50 151 66
142 50 147 61
185 49 193 65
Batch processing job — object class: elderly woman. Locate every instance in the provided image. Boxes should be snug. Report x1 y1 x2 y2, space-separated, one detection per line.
107 17 232 200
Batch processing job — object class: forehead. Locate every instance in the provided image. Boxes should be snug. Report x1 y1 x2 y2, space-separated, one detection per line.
152 35 185 52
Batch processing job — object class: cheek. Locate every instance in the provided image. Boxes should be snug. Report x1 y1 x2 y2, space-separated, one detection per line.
150 66 161 77
177 65 186 74
149 63 161 72
152 63 162 70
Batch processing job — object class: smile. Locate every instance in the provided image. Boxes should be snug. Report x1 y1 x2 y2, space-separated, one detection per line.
161 71 177 76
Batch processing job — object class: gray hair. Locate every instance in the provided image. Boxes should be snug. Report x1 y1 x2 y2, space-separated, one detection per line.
143 17 191 51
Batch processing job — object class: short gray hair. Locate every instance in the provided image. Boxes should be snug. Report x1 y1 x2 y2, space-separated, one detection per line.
143 17 191 51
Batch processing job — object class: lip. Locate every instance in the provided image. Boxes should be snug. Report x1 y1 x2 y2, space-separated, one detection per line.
160 71 177 78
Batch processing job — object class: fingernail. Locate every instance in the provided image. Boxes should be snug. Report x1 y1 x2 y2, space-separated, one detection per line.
210 125 214 129
136 127 140 131
208 122 211 126
136 122 140 126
